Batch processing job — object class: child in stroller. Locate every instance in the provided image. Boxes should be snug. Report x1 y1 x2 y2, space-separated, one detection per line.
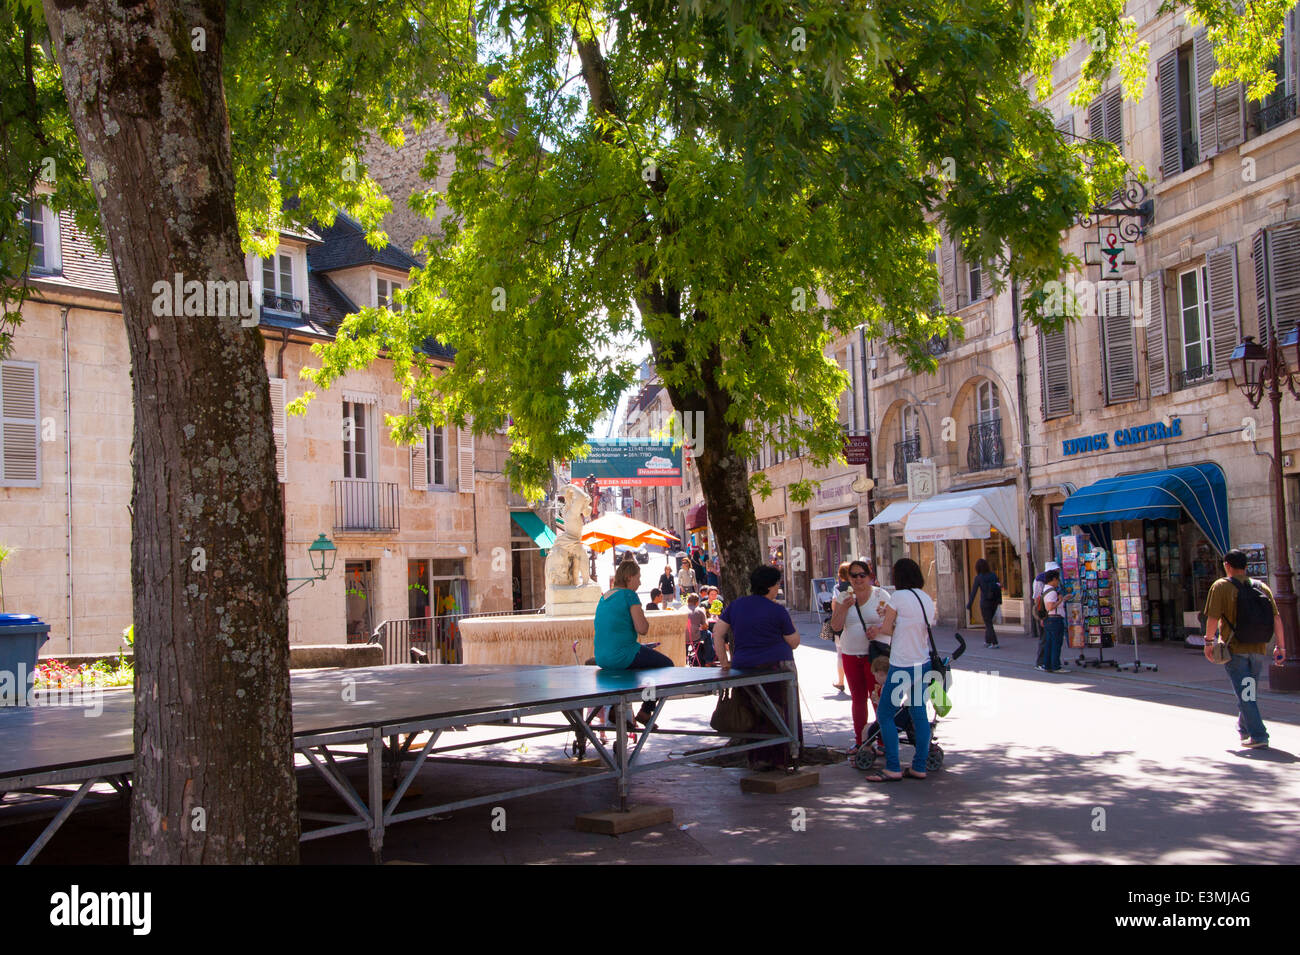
852 633 966 773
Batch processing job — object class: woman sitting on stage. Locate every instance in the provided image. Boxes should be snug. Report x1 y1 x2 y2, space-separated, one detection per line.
595 558 673 725
710 564 803 771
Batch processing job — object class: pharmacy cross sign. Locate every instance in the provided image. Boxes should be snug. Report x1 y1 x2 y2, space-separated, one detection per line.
1076 176 1153 280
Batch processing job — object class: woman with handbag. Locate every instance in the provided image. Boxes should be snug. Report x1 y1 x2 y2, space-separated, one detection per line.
829 559 892 755
712 564 802 771
864 558 937 781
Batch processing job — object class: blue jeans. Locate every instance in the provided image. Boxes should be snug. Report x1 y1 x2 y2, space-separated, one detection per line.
1044 617 1065 671
628 644 673 669
1224 653 1268 743
878 661 932 774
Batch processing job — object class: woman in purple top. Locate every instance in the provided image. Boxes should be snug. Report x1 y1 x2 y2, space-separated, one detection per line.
711 564 802 771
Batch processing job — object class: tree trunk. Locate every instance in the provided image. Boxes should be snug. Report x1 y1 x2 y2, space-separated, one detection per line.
43 0 297 863
659 362 763 605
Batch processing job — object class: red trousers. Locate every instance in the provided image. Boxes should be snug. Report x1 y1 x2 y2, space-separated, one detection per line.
841 652 877 745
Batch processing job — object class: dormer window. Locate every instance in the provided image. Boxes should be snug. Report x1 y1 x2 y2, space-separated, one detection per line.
261 251 299 314
20 200 61 274
377 277 402 311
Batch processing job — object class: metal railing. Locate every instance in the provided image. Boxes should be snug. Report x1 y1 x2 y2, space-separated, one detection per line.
333 480 400 533
262 290 303 314
1257 93 1297 134
370 607 546 666
893 437 921 485
967 419 1005 472
1174 364 1215 390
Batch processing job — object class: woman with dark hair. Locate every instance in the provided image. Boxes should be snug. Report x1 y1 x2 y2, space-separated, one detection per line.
712 564 802 771
967 557 1003 649
830 559 892 754
864 557 936 782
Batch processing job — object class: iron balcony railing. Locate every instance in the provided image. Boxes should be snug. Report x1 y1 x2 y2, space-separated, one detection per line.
370 608 545 666
262 290 303 315
967 419 1005 472
927 334 949 356
893 437 921 485
333 479 400 533
1257 93 1297 134
1174 364 1215 390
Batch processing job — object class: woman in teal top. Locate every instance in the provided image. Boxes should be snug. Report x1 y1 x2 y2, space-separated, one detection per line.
595 559 673 724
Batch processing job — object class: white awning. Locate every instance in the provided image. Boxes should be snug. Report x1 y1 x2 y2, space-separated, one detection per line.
869 500 917 526
903 486 1020 550
809 507 855 531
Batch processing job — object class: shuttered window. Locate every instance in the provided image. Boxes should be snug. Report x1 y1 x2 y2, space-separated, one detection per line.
269 377 287 483
0 361 40 487
1144 273 1171 397
1039 326 1073 418
1157 50 1184 177
1055 113 1075 138
1088 88 1124 200
409 399 427 491
1205 244 1241 379
457 425 474 492
940 232 956 312
1100 282 1138 403
1253 222 1300 347
1194 30 1245 162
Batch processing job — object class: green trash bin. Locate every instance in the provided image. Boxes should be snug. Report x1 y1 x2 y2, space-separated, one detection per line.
0 614 51 705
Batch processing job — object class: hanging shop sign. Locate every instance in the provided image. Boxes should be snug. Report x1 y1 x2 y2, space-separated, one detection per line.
844 434 872 466
1061 417 1182 457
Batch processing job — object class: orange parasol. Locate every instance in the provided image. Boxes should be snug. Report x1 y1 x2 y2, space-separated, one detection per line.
580 513 679 553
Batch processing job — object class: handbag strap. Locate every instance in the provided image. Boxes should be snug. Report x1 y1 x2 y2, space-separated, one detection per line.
908 588 940 661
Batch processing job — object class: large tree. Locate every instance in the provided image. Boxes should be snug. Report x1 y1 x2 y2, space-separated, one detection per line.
8 0 452 862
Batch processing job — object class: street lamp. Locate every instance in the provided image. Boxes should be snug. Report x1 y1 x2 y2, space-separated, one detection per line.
1227 328 1300 691
288 533 338 595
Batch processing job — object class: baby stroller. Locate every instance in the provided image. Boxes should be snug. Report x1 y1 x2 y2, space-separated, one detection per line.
853 633 966 773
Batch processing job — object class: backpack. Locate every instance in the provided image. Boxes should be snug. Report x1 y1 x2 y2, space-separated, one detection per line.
990 579 1003 606
1226 578 1273 645
1034 586 1056 621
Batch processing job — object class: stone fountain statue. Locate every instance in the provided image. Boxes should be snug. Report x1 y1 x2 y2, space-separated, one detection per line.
544 483 601 616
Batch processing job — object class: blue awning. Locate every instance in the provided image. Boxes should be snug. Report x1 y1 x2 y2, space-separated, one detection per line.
510 511 556 554
1056 463 1229 556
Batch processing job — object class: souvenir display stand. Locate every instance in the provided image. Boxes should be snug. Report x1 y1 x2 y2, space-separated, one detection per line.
1114 538 1158 672
1060 535 1118 669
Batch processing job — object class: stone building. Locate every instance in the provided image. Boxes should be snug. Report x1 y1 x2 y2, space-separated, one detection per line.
1 202 513 657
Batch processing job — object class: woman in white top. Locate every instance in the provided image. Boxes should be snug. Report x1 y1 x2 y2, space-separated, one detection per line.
829 559 891 754
865 557 938 782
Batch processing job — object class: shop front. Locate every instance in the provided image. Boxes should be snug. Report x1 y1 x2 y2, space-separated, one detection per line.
1055 462 1229 645
902 484 1023 628
868 498 917 581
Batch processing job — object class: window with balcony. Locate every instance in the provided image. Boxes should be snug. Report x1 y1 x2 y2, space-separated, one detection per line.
968 382 1005 472
1177 266 1214 387
893 405 922 485
261 251 299 314
1251 12 1297 135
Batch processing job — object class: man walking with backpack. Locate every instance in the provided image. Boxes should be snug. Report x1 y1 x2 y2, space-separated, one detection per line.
1203 549 1286 749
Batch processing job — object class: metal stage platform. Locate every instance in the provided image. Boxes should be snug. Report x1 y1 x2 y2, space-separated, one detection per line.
0 664 797 863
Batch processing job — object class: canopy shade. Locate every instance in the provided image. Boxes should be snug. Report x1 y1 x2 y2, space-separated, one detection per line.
869 500 918 526
1055 463 1229 556
687 502 708 530
903 486 1020 550
581 513 679 553
809 507 855 531
510 511 556 554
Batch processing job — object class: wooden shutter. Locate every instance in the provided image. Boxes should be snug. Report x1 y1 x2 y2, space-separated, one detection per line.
1055 113 1075 138
268 377 287 483
1100 282 1138 403
1144 273 1170 397
1039 327 1073 418
1205 244 1241 379
1256 223 1300 346
1193 29 1244 159
0 361 40 487
409 399 427 491
1157 50 1184 178
457 425 474 492
1103 87 1124 147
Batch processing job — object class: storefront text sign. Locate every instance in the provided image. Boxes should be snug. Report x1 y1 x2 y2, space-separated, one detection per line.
1062 418 1182 457
907 461 937 499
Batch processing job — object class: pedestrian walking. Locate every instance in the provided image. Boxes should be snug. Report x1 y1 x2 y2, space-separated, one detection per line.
678 557 698 595
1032 561 1059 667
659 563 676 602
1039 569 1069 673
967 558 1003 648
1202 548 1286 749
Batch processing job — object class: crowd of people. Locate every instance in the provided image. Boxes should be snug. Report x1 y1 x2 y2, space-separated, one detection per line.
590 541 1288 775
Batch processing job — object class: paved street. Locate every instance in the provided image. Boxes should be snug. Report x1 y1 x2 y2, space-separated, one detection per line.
8 614 1295 865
